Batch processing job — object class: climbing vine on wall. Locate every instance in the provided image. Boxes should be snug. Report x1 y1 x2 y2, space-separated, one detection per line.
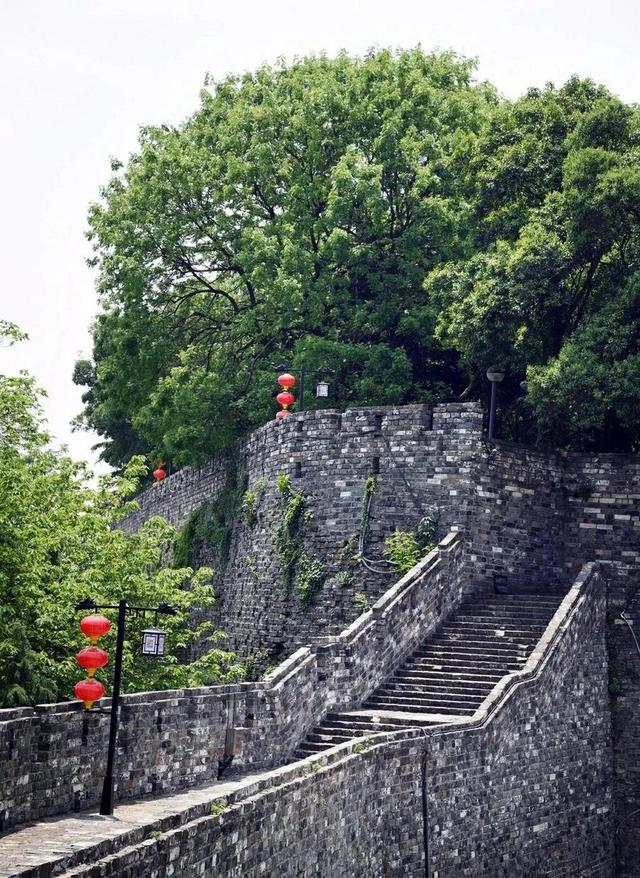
274 473 325 606
173 461 247 568
295 554 325 608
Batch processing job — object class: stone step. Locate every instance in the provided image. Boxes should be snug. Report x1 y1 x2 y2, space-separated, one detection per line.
308 731 356 744
410 647 526 665
293 740 333 754
363 697 475 716
418 640 527 655
365 691 477 709
459 604 557 617
444 613 549 626
460 596 558 608
380 684 481 701
444 616 549 634
440 622 545 638
403 657 523 673
393 668 504 684
385 676 493 694
430 632 534 646
432 634 537 650
373 689 482 710
445 615 549 631
325 711 439 728
319 718 407 733
463 597 559 608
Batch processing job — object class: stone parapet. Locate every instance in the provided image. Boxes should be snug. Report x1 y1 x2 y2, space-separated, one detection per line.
0 532 467 833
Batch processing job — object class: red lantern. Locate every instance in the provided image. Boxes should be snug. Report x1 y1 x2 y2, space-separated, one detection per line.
276 391 295 407
76 646 109 677
80 614 111 644
275 410 291 420
153 466 167 482
277 373 296 390
74 677 106 709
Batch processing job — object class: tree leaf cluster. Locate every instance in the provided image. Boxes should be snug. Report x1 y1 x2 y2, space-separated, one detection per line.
76 50 640 460
0 328 243 707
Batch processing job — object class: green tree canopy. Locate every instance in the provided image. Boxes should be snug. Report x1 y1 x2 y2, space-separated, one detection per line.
429 77 640 448
76 50 640 462
76 48 496 467
0 325 242 708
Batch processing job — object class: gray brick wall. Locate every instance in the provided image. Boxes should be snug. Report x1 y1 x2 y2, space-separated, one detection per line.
45 562 615 878
118 403 640 662
0 533 467 833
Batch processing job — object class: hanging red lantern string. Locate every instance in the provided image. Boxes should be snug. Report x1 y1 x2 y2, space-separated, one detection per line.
75 614 111 709
276 374 296 421
74 678 106 709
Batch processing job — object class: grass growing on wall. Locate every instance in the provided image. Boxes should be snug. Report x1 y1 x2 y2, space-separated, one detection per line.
274 475 306 589
242 477 267 527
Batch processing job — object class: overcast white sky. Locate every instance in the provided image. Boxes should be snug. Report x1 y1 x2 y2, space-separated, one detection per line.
0 0 638 468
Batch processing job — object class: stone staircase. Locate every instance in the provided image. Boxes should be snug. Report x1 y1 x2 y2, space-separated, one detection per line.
292 592 562 759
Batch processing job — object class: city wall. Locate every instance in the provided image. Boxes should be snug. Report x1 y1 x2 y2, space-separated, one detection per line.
0 533 466 833
27 563 615 878
119 403 640 658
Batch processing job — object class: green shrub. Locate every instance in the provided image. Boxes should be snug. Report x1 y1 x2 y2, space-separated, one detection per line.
383 529 421 573
415 511 439 552
353 736 372 753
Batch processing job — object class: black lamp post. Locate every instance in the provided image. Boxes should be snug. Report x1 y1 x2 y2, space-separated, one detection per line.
275 364 335 413
74 597 176 816
486 366 505 441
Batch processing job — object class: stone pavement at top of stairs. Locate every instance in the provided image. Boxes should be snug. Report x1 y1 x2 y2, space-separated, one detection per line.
0 771 268 878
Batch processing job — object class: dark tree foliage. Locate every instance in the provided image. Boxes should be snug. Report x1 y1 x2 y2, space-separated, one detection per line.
76 50 640 464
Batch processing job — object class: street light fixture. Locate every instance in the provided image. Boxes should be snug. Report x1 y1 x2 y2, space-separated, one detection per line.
141 628 167 657
73 597 176 815
486 366 505 441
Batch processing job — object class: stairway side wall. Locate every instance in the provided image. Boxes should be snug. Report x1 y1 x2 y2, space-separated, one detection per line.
424 563 613 877
605 563 640 877
58 565 614 878
0 533 468 832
